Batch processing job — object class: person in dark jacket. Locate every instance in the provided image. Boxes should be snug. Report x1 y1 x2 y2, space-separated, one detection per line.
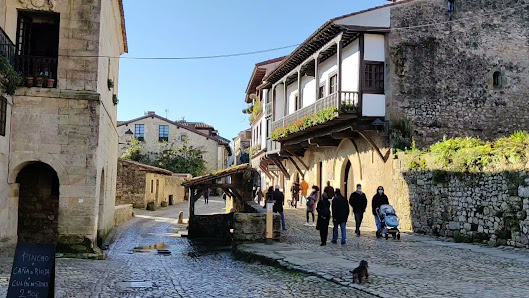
316 192 331 246
273 186 286 231
323 181 335 201
204 188 209 204
372 185 389 238
349 184 368 237
331 189 349 244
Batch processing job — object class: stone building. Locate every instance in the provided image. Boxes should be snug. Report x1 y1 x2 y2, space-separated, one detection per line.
118 112 232 175
387 0 529 147
247 3 394 229
116 159 191 210
0 0 127 254
233 129 251 166
242 0 529 233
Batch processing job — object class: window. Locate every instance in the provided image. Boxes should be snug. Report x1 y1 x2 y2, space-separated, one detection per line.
364 61 385 94
329 74 338 94
179 135 187 142
135 124 145 141
493 71 502 89
318 84 325 99
0 97 6 137
447 0 455 12
159 125 169 142
151 180 154 193
15 11 60 85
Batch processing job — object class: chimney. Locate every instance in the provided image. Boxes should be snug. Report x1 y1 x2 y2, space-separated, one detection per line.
145 111 155 116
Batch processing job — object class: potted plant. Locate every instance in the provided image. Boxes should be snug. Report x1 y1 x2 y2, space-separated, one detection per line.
35 75 45 87
25 77 34 87
46 77 55 88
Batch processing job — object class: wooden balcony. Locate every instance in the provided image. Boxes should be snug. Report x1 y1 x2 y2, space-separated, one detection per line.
272 91 359 133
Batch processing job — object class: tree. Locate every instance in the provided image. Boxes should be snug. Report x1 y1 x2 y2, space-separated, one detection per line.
151 140 207 177
120 137 150 163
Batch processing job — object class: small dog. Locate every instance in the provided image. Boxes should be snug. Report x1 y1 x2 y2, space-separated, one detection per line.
351 260 369 283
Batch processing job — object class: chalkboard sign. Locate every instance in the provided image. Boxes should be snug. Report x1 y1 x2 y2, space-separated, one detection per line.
7 243 56 298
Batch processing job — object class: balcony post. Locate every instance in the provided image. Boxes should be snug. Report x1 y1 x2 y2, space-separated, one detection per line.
336 39 343 109
283 79 288 117
297 69 302 111
314 55 320 101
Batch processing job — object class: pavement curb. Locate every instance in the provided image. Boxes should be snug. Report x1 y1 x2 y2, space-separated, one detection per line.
233 244 389 298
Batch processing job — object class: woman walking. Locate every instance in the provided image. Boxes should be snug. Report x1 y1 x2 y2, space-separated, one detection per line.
305 186 318 226
316 192 331 246
372 186 389 238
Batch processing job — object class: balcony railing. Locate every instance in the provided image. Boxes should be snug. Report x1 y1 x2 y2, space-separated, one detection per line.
265 102 273 118
272 91 359 133
0 27 15 65
15 55 58 84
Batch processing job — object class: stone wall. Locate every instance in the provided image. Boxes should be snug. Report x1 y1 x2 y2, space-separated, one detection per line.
0 94 13 248
388 0 529 147
397 169 529 248
188 214 234 239
233 202 280 241
114 204 133 227
116 159 147 208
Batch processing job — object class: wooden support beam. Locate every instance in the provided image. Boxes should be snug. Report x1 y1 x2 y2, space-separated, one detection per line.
357 131 391 163
284 151 309 171
259 165 274 180
288 157 304 179
228 188 244 201
271 158 290 179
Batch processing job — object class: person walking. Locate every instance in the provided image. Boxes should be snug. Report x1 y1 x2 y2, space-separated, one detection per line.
323 181 335 201
290 182 300 208
273 185 286 231
300 179 309 207
255 186 263 204
204 188 209 204
372 186 389 238
265 186 274 207
349 184 367 237
316 192 331 246
331 189 349 244
305 186 318 226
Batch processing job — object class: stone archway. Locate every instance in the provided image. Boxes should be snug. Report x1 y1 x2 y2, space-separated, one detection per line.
343 160 353 199
16 162 59 244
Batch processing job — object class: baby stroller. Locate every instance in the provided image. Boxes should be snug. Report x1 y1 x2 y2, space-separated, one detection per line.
376 204 401 240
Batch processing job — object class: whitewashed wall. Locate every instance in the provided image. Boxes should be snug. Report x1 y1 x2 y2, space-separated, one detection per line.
342 39 360 92
362 34 386 117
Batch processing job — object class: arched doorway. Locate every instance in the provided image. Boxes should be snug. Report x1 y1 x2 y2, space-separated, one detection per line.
343 160 352 198
16 162 59 244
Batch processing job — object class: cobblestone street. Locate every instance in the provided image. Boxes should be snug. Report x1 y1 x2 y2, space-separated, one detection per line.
0 198 368 298
274 207 529 297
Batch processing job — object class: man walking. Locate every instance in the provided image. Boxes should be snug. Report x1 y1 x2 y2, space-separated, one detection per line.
204 188 209 204
331 189 349 244
323 181 335 201
349 184 367 237
273 185 286 231
300 178 309 207
290 182 300 208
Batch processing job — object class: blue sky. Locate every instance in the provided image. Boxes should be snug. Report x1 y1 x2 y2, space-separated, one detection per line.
118 0 389 140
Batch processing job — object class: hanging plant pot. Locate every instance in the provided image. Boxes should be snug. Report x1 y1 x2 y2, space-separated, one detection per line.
46 79 55 88
25 77 34 87
35 77 44 87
